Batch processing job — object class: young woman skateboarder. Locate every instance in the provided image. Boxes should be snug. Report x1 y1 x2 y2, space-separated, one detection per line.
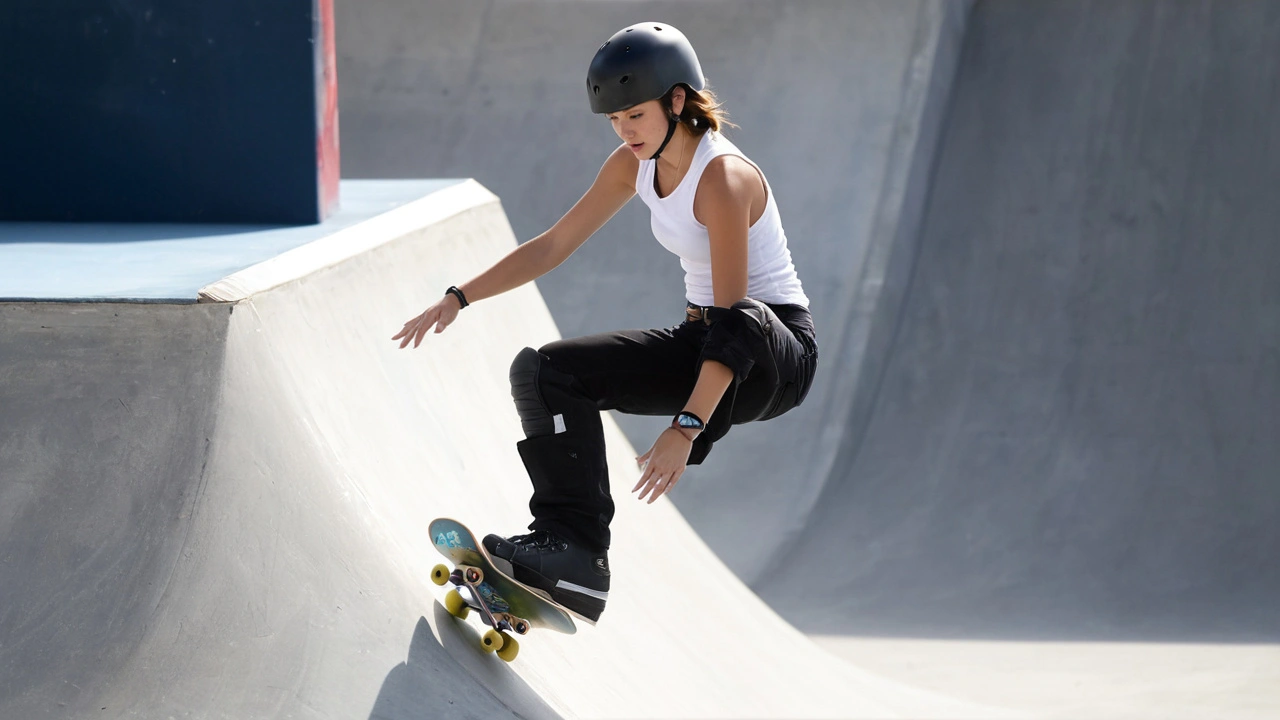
393 22 817 622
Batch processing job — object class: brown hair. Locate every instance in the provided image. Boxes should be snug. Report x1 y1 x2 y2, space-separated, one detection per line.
660 83 737 134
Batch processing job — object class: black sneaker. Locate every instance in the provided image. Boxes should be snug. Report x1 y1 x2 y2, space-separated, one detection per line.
486 530 542 553
482 530 610 623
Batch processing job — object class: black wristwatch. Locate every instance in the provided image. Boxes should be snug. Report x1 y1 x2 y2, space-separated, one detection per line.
672 411 705 435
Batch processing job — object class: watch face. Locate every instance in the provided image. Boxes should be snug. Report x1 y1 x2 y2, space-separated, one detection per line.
677 414 702 429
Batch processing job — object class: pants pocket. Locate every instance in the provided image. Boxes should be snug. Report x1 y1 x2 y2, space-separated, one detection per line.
759 347 817 421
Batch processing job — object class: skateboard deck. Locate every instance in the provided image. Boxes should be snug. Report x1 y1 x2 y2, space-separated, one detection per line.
429 518 576 661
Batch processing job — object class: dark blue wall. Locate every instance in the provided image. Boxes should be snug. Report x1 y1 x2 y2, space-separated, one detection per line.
1 0 338 223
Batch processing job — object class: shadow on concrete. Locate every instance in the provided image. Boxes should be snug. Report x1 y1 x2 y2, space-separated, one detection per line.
368 610 561 720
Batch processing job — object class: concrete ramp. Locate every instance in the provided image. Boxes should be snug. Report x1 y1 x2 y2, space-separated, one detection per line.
765 0 1280 642
0 182 988 718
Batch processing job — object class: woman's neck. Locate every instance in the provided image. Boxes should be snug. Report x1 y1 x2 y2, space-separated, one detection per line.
656 124 698 174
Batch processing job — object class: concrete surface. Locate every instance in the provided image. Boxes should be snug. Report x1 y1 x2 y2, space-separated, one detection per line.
815 635 1280 720
763 0 1280 643
0 183 991 718
336 0 970 583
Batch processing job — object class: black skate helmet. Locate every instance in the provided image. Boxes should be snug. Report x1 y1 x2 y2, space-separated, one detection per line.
586 22 706 115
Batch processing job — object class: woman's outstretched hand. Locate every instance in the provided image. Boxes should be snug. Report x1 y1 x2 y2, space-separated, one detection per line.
633 428 694 504
392 296 460 349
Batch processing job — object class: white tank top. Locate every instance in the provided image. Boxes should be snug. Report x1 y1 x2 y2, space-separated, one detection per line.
634 130 809 308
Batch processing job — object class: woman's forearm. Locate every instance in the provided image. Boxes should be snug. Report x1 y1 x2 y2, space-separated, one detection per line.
683 359 734 423
456 234 558 304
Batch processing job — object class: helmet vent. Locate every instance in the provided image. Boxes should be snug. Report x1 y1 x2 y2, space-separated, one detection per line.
625 28 633 33
619 75 630 84
654 26 663 31
593 85 600 95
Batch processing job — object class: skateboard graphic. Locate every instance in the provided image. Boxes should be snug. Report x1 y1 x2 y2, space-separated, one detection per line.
429 517 576 662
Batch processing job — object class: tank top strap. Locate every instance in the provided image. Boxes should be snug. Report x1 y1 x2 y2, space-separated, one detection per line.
687 131 740 189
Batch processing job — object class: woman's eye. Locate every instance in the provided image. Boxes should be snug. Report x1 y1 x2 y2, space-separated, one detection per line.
630 113 642 120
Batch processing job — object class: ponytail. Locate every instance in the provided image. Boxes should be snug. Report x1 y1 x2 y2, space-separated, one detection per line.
661 83 737 135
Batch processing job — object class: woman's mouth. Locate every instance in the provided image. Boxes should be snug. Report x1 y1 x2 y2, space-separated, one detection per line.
629 142 645 153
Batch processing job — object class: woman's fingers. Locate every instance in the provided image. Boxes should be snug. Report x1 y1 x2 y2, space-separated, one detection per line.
635 463 678 502
392 302 461 349
414 316 431 347
632 461 653 493
645 467 684 504
643 476 664 503
397 318 419 348
637 475 659 501
661 468 685 498
634 431 691 502
633 444 656 490
392 315 418 342
410 308 438 347
394 311 425 347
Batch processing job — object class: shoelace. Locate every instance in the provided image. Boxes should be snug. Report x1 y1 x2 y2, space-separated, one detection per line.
512 531 567 552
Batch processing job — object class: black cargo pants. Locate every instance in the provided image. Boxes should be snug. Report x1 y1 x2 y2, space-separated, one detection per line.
508 299 818 551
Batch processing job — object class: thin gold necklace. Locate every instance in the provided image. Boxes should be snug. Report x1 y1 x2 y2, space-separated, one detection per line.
676 127 688 177
660 126 687 195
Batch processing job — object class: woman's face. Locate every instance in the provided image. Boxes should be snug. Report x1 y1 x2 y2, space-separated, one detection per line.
607 100 668 159
607 89 684 160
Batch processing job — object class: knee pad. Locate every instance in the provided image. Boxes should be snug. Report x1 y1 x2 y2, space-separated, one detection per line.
509 347 569 438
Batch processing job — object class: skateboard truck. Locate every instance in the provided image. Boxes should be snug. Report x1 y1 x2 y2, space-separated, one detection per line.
452 566 532 636
431 561 533 661
428 518 576 663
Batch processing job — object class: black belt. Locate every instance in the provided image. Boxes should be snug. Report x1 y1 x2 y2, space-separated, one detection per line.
685 302 711 324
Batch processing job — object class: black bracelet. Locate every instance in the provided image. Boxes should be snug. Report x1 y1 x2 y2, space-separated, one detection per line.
446 286 469 309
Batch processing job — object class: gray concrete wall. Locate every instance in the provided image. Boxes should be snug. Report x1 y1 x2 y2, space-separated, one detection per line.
0 303 229 717
766 0 1280 642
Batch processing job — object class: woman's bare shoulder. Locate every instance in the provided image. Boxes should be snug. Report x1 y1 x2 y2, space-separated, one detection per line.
599 143 640 190
699 153 766 207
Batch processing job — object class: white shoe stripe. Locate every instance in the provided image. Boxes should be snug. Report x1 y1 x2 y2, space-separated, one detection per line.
555 579 609 601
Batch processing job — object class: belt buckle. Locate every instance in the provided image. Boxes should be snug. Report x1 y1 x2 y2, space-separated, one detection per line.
685 303 705 324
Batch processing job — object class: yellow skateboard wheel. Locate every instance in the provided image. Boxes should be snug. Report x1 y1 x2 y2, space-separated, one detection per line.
496 632 520 662
480 628 504 653
430 564 451 586
444 589 470 620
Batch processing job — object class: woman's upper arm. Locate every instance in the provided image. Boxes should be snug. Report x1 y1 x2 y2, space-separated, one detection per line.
542 145 637 264
698 157 758 307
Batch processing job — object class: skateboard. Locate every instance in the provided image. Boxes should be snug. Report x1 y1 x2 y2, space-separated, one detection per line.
429 517 576 662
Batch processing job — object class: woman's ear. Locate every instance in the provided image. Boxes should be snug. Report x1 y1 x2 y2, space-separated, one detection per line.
670 85 687 119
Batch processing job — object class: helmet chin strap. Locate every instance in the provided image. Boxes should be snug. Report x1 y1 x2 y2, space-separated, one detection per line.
650 116 680 161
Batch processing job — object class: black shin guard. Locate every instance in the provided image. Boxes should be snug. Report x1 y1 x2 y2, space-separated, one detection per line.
517 433 612 550
509 347 614 550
